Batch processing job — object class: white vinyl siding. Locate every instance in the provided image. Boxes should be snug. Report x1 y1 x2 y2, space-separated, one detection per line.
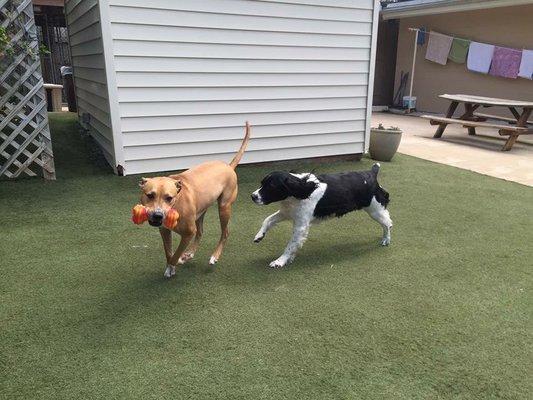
65 0 377 175
104 0 376 175
65 0 115 166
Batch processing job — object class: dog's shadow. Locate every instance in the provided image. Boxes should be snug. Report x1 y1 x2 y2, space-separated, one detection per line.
77 232 387 347
250 236 385 272
76 263 202 347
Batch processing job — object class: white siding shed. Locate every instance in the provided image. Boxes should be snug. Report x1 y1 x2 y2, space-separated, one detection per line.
65 0 116 166
65 0 380 176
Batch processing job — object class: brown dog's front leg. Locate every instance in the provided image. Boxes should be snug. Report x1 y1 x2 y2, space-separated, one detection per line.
159 227 172 264
164 230 195 279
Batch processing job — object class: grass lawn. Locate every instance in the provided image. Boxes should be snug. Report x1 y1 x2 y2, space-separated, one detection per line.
1 113 532 399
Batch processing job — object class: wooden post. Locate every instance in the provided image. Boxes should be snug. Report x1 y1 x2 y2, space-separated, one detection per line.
502 108 532 151
434 101 459 138
461 104 479 135
508 107 521 121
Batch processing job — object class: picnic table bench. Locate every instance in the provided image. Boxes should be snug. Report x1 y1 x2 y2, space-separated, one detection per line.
421 94 533 151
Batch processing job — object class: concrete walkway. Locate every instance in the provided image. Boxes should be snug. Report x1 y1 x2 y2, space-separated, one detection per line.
371 112 533 187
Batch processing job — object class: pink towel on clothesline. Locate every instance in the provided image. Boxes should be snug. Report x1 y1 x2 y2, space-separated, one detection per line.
489 47 522 79
425 32 453 65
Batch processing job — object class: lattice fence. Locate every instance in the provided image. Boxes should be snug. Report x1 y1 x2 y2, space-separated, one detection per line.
0 0 55 179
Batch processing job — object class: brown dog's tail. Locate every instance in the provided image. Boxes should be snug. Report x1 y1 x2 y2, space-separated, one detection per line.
229 121 251 169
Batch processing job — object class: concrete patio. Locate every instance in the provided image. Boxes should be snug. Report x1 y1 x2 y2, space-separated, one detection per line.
372 112 533 187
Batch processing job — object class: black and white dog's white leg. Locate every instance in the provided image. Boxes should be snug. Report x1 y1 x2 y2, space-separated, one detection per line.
254 210 286 243
269 222 310 268
363 197 393 246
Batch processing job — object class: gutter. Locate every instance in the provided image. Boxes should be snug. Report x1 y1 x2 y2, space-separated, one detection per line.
382 0 533 19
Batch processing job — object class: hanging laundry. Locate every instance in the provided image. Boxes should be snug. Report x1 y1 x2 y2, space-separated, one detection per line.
467 42 495 74
448 38 471 63
489 47 522 79
417 27 427 46
518 49 533 80
425 32 453 65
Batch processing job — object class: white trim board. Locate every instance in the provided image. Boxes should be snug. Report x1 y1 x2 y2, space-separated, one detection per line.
364 0 381 152
98 0 125 171
382 0 533 20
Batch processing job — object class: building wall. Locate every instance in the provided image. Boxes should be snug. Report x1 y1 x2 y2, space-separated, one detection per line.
394 5 533 115
104 0 377 175
65 0 115 166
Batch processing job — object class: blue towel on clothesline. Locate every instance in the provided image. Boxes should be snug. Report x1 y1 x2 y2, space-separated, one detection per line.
417 28 427 46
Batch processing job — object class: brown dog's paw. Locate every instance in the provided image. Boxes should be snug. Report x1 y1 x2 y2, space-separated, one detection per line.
164 264 176 278
178 252 194 264
209 256 218 265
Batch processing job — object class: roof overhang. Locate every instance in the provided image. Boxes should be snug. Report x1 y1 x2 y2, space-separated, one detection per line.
381 0 533 20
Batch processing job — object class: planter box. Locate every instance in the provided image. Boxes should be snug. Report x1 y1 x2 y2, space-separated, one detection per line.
369 127 402 162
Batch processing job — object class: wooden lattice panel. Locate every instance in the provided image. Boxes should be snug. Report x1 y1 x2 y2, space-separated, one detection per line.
0 0 55 179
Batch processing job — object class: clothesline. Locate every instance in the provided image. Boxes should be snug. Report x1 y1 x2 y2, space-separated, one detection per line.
410 28 477 50
407 28 530 51
408 27 471 43
403 27 533 111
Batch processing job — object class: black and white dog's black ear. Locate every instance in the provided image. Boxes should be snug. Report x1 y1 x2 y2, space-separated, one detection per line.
283 174 317 200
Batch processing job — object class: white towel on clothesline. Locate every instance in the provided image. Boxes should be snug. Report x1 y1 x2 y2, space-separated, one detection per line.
467 42 495 74
518 49 533 80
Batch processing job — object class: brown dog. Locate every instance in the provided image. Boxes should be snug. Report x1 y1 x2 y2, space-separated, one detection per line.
138 122 251 278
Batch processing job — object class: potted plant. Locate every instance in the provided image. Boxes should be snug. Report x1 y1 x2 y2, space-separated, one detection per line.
369 124 402 162
0 5 44 64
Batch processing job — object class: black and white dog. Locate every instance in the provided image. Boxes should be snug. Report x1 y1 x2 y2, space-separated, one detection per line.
251 163 392 268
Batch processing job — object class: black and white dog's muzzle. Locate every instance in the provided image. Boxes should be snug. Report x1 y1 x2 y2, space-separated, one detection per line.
251 189 264 205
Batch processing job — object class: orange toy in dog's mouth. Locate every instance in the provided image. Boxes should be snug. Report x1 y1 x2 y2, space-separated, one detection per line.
132 204 148 224
131 204 179 229
163 208 179 229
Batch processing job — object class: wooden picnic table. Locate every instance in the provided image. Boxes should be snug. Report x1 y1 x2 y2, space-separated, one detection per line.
421 94 533 151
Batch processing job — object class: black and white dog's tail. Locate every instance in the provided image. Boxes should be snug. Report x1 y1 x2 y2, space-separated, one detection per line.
371 163 390 208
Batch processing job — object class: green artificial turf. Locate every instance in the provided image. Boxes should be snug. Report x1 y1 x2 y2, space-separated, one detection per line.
1 113 532 399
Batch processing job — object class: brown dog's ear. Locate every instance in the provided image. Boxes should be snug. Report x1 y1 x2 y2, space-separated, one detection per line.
139 177 148 188
175 180 182 193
